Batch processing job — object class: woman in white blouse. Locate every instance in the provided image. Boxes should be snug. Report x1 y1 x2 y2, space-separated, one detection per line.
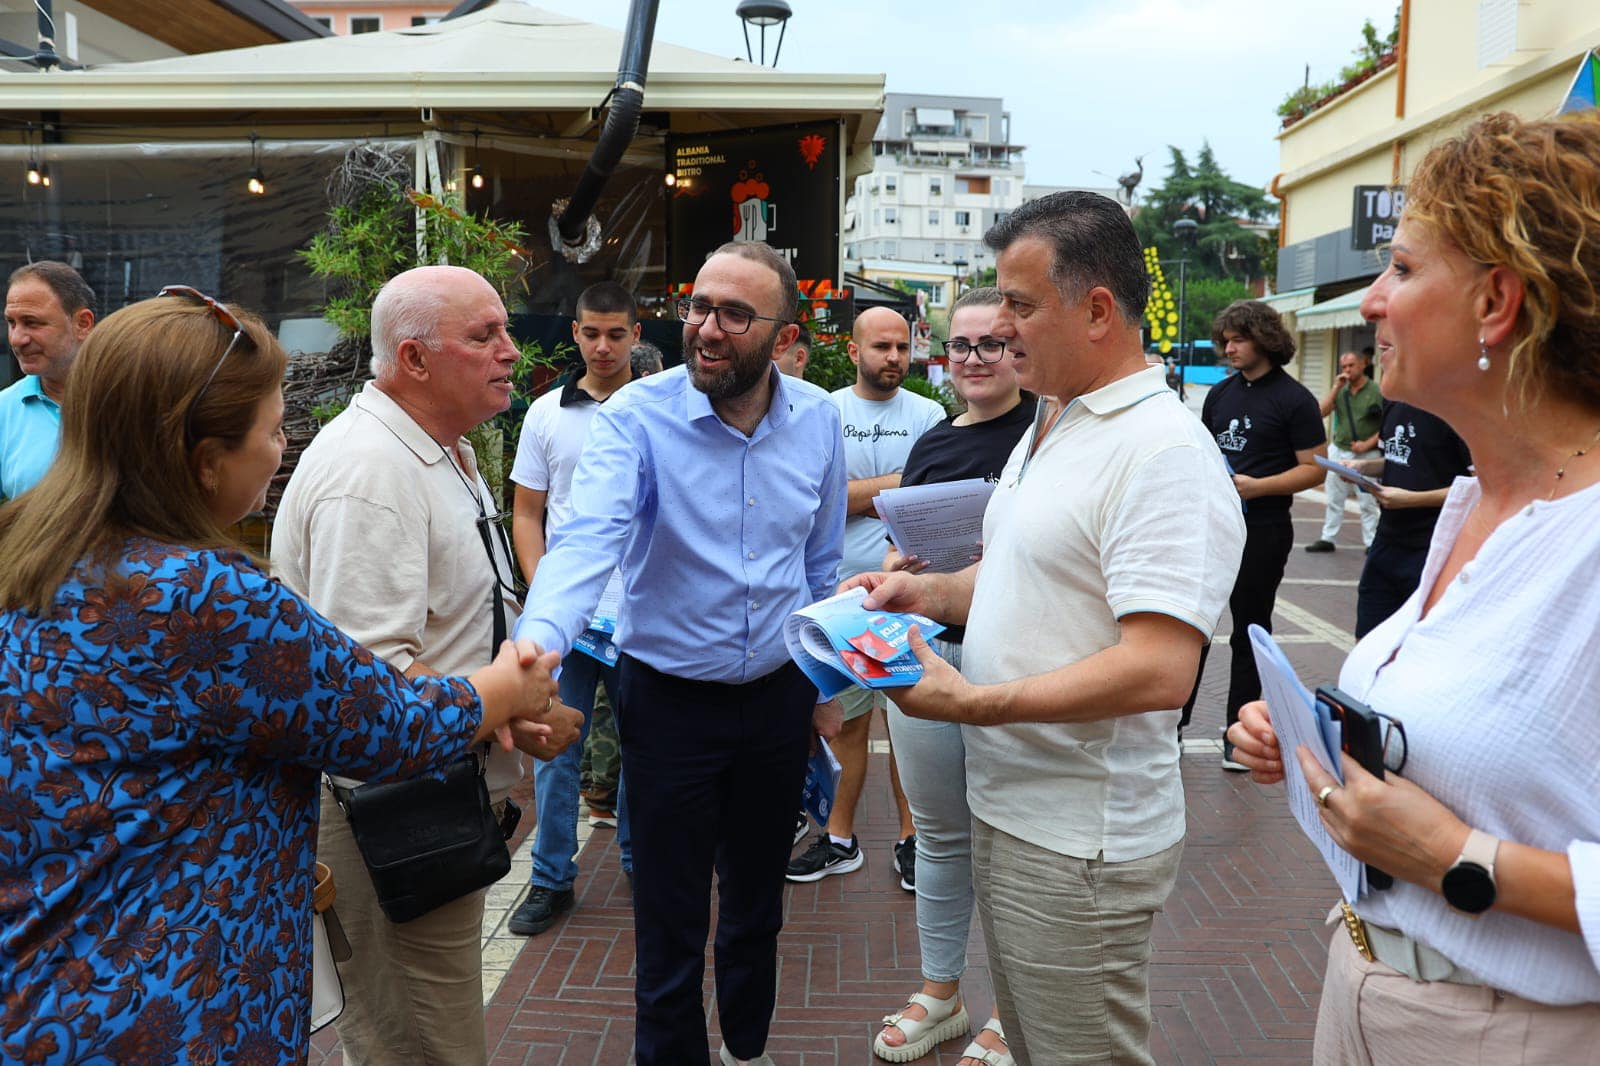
1228 109 1600 1062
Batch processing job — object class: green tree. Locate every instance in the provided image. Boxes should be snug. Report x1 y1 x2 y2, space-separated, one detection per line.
1134 143 1277 284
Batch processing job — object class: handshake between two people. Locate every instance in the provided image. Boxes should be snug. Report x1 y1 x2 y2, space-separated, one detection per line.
468 640 585 760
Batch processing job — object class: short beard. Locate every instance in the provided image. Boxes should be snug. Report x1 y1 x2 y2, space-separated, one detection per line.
690 326 779 401
861 365 904 395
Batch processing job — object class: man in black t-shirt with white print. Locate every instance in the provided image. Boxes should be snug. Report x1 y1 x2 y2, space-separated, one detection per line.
1344 401 1471 636
1182 300 1326 769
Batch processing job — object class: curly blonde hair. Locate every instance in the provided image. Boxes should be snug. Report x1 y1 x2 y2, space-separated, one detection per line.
1403 110 1600 409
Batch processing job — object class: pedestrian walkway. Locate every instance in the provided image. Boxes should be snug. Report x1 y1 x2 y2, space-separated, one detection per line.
313 494 1371 1065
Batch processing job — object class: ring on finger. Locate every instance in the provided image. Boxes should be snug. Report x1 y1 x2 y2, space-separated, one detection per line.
1315 784 1338 809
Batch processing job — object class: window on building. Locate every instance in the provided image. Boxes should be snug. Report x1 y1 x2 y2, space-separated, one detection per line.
873 209 882 227
351 16 380 32
885 175 897 194
929 284 948 308
996 179 1010 196
933 242 947 258
410 15 441 26
954 210 972 228
885 207 898 224
929 177 942 197
311 15 331 28
958 176 991 195
928 209 939 227
884 240 897 257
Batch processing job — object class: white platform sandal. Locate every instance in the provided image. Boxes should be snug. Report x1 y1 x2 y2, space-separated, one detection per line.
872 991 971 1062
959 1017 1015 1066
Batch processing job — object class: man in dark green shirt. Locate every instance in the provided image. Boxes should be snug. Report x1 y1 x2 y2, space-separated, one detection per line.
1306 348 1382 551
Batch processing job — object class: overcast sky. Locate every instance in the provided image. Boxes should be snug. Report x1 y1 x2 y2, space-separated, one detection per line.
527 0 1400 193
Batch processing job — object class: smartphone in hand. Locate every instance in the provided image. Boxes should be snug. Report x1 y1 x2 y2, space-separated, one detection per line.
1315 686 1399 890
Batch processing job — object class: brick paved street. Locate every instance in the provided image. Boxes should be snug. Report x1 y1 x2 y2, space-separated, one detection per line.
315 490 1372 1065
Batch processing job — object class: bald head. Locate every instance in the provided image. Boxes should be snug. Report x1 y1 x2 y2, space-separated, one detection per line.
848 307 911 399
371 265 498 379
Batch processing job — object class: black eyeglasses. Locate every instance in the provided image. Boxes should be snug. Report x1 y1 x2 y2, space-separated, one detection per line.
941 337 1007 364
675 297 788 336
158 285 249 442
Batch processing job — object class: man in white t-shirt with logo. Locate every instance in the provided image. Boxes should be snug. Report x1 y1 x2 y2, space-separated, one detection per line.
787 307 944 888
508 280 639 936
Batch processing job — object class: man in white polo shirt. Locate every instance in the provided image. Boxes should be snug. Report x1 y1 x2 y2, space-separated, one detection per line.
849 191 1245 1063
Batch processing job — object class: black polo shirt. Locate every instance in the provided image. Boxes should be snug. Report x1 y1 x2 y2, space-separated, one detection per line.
1375 401 1472 549
1201 367 1325 523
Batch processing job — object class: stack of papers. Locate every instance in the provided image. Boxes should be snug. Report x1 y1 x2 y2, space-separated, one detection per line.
801 739 842 828
1248 625 1366 901
573 570 624 665
784 587 946 699
872 478 995 573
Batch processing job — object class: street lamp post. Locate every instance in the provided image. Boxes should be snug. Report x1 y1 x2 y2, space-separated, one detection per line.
952 256 968 303
1171 217 1198 388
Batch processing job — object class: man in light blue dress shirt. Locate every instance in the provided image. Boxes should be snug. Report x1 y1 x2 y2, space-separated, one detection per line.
1 262 96 501
514 240 847 1066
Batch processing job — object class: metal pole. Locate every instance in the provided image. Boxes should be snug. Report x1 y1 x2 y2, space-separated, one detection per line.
1177 255 1189 388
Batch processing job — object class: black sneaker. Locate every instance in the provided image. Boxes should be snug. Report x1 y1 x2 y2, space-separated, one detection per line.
1221 735 1249 773
893 836 917 892
508 885 574 936
792 809 810 847
1304 539 1336 553
785 834 864 882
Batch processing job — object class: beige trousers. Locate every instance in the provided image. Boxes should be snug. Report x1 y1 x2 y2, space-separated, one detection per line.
1315 929 1600 1064
317 789 489 1065
971 818 1183 1065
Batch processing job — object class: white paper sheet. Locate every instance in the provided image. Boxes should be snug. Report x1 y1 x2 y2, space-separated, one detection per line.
1315 454 1384 494
872 477 995 573
1248 624 1366 901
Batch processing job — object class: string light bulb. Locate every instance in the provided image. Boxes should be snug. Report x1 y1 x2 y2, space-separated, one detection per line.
245 133 266 195
39 164 51 188
26 161 41 185
467 129 485 190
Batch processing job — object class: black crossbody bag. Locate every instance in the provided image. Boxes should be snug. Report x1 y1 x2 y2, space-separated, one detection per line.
331 472 523 924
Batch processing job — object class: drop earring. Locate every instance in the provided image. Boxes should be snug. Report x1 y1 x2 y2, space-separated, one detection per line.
1477 338 1491 372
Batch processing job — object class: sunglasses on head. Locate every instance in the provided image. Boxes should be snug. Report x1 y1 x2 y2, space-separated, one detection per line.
158 285 249 444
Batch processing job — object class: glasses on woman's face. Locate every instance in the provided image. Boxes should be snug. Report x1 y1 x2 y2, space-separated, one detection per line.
158 285 248 443
941 337 1006 364
675 297 788 336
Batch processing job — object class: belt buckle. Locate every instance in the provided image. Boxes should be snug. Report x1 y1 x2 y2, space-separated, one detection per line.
1340 901 1375 962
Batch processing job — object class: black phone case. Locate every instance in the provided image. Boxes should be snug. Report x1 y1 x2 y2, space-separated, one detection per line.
1315 686 1394 890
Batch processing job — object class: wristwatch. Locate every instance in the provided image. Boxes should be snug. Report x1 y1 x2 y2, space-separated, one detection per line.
1441 828 1500 915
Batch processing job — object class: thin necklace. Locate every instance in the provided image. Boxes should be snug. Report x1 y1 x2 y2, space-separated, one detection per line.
1549 425 1600 500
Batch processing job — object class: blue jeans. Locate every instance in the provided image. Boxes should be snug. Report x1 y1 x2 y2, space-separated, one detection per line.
530 650 631 890
884 637 972 983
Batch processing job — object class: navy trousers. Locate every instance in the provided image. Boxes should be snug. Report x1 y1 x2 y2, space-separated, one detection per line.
615 655 816 1064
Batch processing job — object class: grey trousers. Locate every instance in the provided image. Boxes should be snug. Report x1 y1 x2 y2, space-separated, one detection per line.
971 819 1182 1064
317 789 489 1065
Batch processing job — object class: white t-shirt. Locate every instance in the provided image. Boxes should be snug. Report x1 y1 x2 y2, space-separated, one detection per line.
510 378 612 535
1340 475 1600 1005
961 365 1245 862
271 383 524 795
830 386 946 579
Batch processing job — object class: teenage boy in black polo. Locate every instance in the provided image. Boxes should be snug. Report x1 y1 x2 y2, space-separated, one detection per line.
1181 300 1325 769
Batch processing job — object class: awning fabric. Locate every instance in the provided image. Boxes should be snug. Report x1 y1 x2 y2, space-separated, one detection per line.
1296 285 1372 331
915 107 957 127
1261 286 1316 314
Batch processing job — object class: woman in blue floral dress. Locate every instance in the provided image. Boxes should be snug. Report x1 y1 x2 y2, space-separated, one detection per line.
0 293 558 1064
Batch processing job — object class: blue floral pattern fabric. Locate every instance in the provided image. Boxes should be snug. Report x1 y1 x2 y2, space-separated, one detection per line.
0 540 483 1064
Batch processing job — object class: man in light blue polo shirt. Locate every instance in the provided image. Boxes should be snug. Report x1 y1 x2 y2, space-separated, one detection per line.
1 262 96 501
